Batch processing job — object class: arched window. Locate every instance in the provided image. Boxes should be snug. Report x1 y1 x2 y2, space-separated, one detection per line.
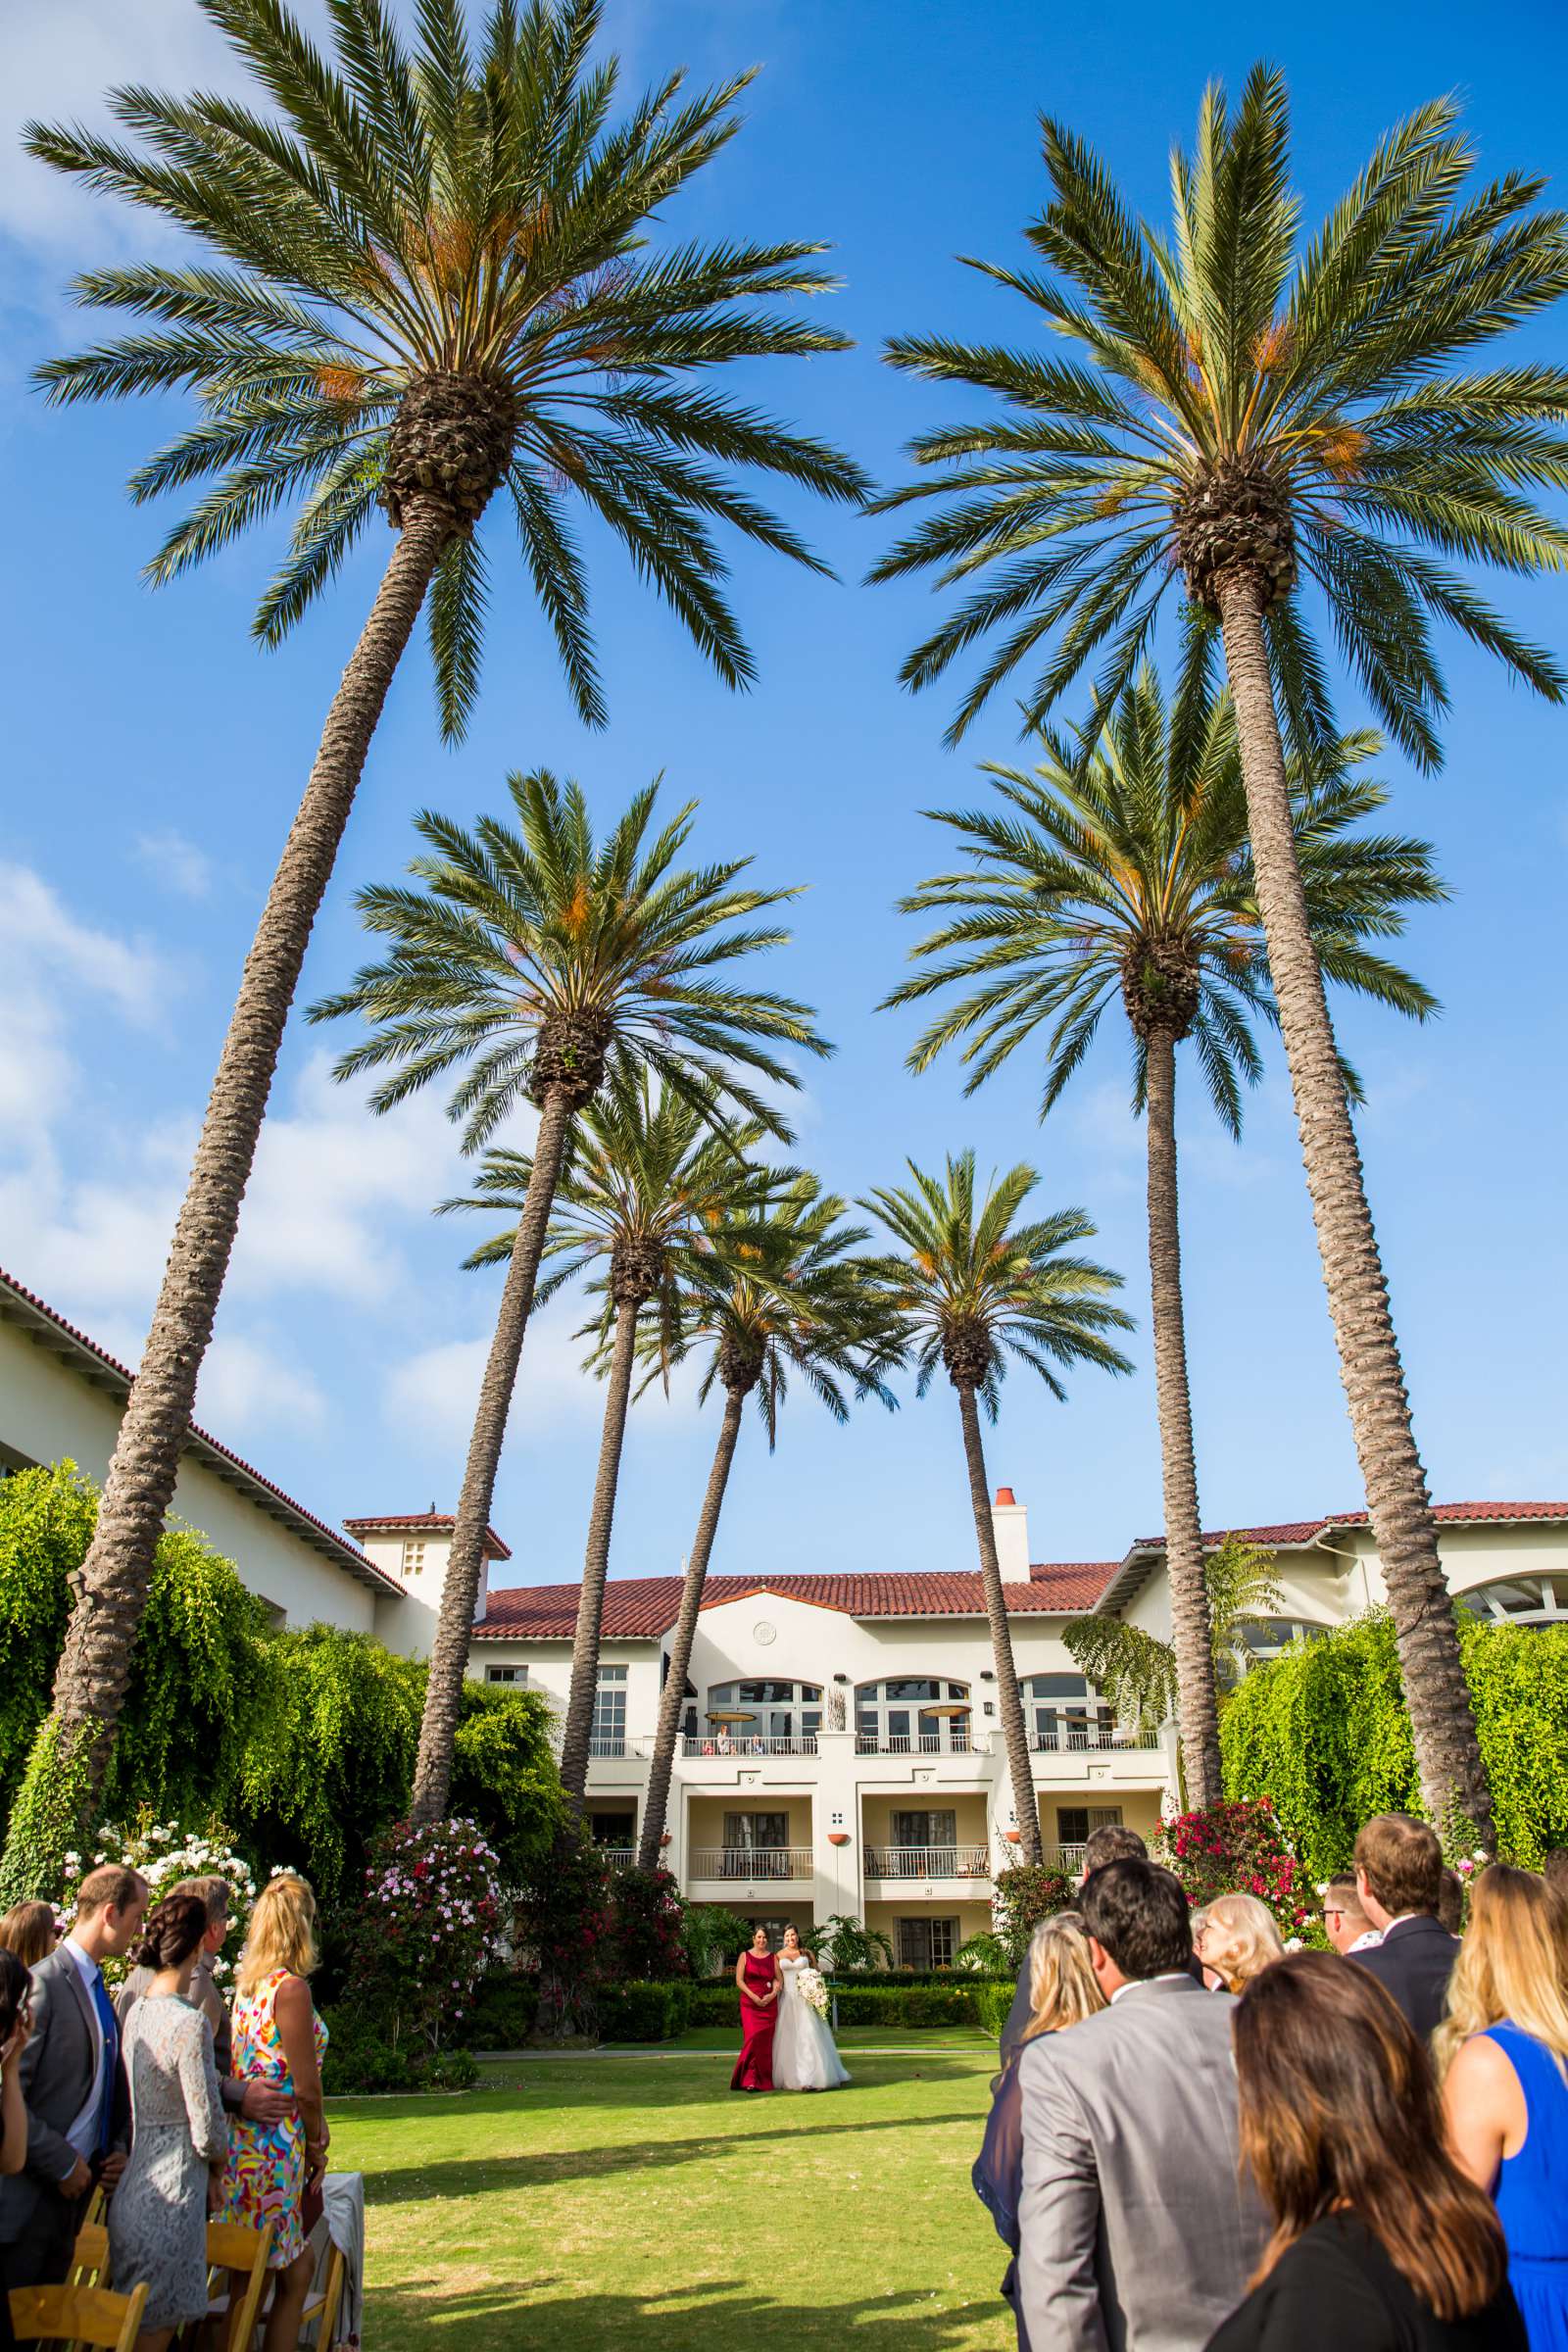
1021 1673 1114 1753
701 1679 821 1753
1457 1578 1568 1625
855 1678 972 1755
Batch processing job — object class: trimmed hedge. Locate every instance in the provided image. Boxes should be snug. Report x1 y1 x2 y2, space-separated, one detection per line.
597 1980 693 2042
459 1971 540 2050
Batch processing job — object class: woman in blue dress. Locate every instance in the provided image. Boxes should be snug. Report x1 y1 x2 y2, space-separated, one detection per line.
1441 1864 1568 2351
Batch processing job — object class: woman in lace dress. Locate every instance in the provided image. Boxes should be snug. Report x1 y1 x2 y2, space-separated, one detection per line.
108 1893 227 2349
773 1924 849 2091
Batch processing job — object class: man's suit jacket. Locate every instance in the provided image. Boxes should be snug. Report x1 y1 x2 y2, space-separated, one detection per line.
1350 1912 1457 2043
1018 1975 1267 2352
0 1944 129 2246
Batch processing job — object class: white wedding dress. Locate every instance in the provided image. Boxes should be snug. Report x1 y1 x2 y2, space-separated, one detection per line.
772 1955 851 2091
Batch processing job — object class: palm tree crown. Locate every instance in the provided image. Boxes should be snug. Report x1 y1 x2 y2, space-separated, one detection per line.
871 70 1568 754
28 0 867 735
310 768 830 1134
860 1153 1134 1411
888 669 1445 1129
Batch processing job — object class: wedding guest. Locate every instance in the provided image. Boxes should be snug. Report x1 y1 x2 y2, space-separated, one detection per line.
217 1874 329 2352
0 1863 146 2288
1198 1895 1284 1995
731 1927 779 2092
1017 1859 1266 2352
1438 1864 1568 2348
0 1904 58 1971
0 1952 32 2352
1322 1876 1381 1956
118 1879 292 2134
1438 1870 1467 1936
975 1914 1105 2349
1207 1952 1524 2352
1351 1814 1457 2041
999 1825 1148 2064
108 1893 227 2352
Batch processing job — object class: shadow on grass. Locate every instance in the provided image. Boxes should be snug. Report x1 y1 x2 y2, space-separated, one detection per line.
337 2053 989 2124
361 2106 984 2201
372 2277 1005 2349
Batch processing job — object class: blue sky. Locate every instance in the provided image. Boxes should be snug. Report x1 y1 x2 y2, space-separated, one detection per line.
2 0 1566 1597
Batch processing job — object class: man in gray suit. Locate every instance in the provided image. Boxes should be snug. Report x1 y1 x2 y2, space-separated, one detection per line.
0 1864 147 2288
1018 1859 1266 2352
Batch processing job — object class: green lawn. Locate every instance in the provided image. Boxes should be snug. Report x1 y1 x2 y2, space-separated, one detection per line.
327 2033 1013 2348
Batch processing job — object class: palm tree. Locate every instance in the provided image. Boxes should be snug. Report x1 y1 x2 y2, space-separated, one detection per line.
885 669 1445 1805
11 0 864 1877
446 1069 786 1801
859 1154 1134 1863
870 71 1568 1836
636 1182 900 1869
1064 1534 1288 1789
313 771 830 1823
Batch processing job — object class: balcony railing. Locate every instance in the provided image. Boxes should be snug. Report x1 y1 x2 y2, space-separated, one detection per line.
1041 1843 1087 1875
688 1846 814 1882
596 1846 635 1869
588 1736 629 1758
682 1735 818 1757
854 1732 988 1756
865 1845 991 1882
1028 1725 1163 1753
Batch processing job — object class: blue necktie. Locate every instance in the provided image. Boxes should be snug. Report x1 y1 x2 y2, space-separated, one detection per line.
88 1967 119 2158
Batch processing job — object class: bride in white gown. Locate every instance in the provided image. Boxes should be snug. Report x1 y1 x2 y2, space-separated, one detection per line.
771 1925 850 2091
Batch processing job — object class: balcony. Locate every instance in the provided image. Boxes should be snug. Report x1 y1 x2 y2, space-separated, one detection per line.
682 1735 818 1758
855 1733 990 1756
588 1736 630 1759
597 1846 635 1869
865 1845 992 1884
1042 1843 1086 1875
1027 1725 1162 1753
688 1846 814 1883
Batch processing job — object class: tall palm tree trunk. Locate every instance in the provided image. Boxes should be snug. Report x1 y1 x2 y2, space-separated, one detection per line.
2 500 454 1895
1217 575 1492 1840
410 1087 574 1826
955 1383 1041 1866
1145 1027 1223 1808
637 1387 747 1869
559 1296 644 1802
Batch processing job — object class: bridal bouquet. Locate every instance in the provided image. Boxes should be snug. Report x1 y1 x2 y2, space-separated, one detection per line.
797 1965 829 2020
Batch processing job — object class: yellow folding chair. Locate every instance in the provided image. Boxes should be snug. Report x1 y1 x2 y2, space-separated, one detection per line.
67 2217 110 2291
8 2281 148 2352
300 2239 345 2350
206 2215 277 2352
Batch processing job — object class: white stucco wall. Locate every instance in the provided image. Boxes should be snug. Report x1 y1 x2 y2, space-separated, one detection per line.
0 1315 381 1634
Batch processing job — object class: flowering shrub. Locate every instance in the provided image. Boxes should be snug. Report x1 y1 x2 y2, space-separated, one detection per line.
992 1863 1078 1965
514 1828 613 2039
611 1866 688 1981
1155 1797 1311 1933
62 1808 258 1988
342 1817 503 2058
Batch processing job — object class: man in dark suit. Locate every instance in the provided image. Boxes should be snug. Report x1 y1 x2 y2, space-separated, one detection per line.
1349 1813 1458 2042
999 1825 1148 2066
0 1864 147 2287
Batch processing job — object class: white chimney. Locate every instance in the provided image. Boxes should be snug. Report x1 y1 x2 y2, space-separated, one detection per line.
991 1486 1031 1585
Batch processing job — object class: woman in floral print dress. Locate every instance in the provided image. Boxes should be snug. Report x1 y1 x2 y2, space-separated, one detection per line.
218 1874 329 2352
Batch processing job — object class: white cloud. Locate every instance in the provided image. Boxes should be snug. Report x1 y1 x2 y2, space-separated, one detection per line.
195 1331 327 1438
136 828 214 901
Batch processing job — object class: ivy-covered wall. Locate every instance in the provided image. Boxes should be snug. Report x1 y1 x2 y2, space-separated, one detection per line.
0 1462 562 1894
1220 1606 1568 1875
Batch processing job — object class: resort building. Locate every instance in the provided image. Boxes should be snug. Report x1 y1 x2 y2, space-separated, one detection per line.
6 1261 1567 1952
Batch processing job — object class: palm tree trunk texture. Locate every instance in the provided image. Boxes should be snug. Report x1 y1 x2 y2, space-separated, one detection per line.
1217 575 1492 1842
956 1383 1042 1867
16 498 454 1850
410 1087 575 1826
558 1297 644 1802
1145 1027 1223 1809
636 1387 747 1870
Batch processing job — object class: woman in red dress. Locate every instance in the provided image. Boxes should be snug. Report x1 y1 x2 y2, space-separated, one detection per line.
731 1927 780 2091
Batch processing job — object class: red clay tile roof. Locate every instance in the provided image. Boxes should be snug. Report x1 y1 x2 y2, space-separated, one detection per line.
343 1510 513 1561
475 1562 1119 1640
0 1265 402 1597
1129 1503 1568 1550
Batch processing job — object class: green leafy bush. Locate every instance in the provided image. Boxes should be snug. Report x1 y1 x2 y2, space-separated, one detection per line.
459 1971 540 2049
597 1980 692 2041
686 1984 737 2029
992 1863 1078 1964
612 1867 688 1980
829 1984 986 2029
1220 1610 1568 1875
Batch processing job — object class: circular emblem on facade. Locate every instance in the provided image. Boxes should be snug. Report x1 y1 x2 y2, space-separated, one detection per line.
753 1619 777 1646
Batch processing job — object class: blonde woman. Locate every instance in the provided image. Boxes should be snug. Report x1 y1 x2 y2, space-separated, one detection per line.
1197 1893 1284 1994
975 1915 1106 2349
1440 1863 1568 2348
216 1875 328 2352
